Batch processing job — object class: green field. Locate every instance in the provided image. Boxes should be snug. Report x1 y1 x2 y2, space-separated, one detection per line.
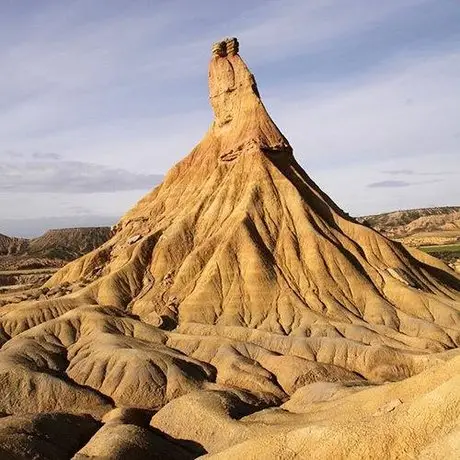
0 267 58 276
419 243 460 254
419 243 460 265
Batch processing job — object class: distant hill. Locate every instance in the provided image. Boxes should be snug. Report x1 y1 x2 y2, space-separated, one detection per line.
28 227 112 260
357 206 460 243
357 206 460 270
0 227 111 270
0 234 29 255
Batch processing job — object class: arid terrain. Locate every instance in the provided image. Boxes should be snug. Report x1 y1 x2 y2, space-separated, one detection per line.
358 207 460 271
0 227 111 292
0 39 459 459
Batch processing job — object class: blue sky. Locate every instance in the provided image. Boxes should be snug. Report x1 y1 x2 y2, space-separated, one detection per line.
1 0 459 236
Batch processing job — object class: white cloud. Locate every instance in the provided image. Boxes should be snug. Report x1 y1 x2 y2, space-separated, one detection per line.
0 156 162 194
236 0 429 62
270 50 460 164
313 152 459 215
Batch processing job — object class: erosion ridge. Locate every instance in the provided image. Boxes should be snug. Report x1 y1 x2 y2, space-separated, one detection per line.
0 38 459 459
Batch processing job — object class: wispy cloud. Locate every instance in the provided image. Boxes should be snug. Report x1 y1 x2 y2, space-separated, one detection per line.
381 169 414 175
367 178 443 188
0 157 162 193
272 49 460 167
367 180 412 188
32 152 61 160
236 0 429 64
381 169 456 176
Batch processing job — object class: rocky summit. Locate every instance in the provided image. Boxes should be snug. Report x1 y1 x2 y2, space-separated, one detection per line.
0 39 459 459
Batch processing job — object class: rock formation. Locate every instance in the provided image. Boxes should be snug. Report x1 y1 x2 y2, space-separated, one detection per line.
0 234 28 256
0 38 459 459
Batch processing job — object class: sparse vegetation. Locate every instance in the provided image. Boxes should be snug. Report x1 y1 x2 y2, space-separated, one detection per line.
420 243 460 253
419 243 460 265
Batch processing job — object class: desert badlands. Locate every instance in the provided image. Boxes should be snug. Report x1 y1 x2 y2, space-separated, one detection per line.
0 38 459 459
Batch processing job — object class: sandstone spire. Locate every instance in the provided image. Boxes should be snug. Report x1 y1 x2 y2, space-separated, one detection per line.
41 38 460 360
208 37 291 160
0 39 458 459
36 37 460 376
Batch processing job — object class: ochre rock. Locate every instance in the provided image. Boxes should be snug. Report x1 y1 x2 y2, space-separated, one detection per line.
0 38 459 458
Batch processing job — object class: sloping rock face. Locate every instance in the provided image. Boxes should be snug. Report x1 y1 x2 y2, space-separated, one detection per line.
0 38 459 458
